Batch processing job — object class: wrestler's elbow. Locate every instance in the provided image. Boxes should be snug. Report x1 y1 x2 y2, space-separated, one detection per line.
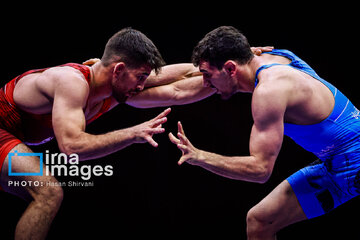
254 169 272 184
231 167 271 184
58 140 77 156
57 133 87 156
251 158 274 184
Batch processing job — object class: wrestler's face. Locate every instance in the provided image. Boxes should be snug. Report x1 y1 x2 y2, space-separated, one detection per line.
111 63 151 103
199 61 238 100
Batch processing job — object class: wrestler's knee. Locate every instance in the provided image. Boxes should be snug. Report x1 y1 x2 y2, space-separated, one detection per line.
32 178 64 211
246 205 274 238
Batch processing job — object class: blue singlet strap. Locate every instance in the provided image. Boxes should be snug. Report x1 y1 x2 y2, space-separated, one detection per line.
254 63 282 87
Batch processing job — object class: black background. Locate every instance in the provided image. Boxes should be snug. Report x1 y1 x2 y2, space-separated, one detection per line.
0 2 359 239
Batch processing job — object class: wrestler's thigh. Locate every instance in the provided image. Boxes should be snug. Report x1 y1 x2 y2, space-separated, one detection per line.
248 180 307 230
0 143 57 201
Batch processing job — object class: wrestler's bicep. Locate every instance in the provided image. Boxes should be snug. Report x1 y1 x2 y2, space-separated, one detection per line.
51 76 89 152
249 85 287 171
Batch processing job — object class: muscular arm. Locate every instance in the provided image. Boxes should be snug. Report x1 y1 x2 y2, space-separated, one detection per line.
51 70 169 161
169 82 287 183
87 47 274 109
144 63 202 88
126 64 216 108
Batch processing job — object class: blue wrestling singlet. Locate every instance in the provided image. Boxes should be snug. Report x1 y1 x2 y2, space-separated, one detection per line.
255 49 360 219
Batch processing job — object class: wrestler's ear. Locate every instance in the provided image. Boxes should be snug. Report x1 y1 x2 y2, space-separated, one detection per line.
223 60 236 76
113 62 126 77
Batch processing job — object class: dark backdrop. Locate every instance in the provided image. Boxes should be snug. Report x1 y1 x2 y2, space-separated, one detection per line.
0 2 358 239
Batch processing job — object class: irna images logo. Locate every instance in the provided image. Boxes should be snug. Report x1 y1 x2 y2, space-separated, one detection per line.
8 150 113 181
8 151 43 176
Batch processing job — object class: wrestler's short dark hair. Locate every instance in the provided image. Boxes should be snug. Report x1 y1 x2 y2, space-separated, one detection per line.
101 27 165 73
191 26 254 69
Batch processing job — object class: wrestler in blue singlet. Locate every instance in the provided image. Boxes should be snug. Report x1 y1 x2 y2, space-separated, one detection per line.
255 49 360 219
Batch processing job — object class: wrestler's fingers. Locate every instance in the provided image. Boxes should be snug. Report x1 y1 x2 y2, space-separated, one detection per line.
177 121 185 135
177 132 189 145
251 47 262 56
149 127 165 134
250 46 274 56
252 46 274 51
154 108 171 120
178 155 188 165
151 117 167 127
262 46 274 51
177 143 188 153
83 58 100 65
168 132 180 144
145 136 159 147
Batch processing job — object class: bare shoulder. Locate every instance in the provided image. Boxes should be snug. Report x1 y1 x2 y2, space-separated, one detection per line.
36 66 90 100
252 66 293 125
254 67 293 96
257 65 296 86
40 66 88 86
254 65 299 103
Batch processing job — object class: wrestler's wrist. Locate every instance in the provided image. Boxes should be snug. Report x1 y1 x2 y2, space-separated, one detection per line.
130 128 144 144
195 149 221 168
120 127 141 144
193 149 207 165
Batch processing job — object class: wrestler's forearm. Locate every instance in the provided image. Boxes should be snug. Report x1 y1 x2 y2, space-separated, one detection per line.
61 127 138 161
194 150 271 183
145 63 200 88
127 76 215 108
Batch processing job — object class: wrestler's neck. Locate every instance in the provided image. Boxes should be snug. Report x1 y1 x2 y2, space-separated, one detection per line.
87 61 113 102
235 55 266 93
233 58 260 93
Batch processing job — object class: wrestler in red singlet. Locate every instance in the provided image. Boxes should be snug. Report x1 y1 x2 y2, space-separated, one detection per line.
0 63 111 176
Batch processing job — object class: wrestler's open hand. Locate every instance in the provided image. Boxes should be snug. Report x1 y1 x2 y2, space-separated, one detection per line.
251 46 274 56
83 58 101 66
132 108 171 147
169 121 200 165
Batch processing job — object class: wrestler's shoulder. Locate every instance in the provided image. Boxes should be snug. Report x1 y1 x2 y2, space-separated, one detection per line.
34 65 89 97
258 65 296 82
255 67 297 96
42 65 87 80
36 65 89 88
